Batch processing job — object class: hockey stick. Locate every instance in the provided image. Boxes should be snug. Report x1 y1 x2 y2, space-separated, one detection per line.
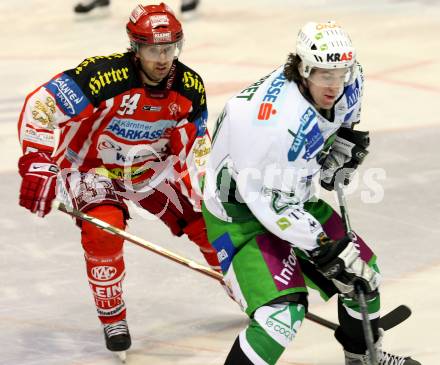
307 305 411 332
52 201 220 281
335 183 378 365
52 200 341 330
52 201 410 333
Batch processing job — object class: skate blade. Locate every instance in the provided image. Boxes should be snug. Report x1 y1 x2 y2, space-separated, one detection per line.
180 9 201 22
116 351 127 363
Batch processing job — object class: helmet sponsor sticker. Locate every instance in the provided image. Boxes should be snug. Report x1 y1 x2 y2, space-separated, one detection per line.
130 5 146 23
150 14 169 28
326 52 353 63
153 32 172 43
316 22 341 30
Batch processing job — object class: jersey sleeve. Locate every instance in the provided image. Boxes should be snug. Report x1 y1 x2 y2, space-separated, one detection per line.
235 157 324 252
342 62 364 128
214 102 324 252
169 73 209 211
18 53 130 156
18 70 93 155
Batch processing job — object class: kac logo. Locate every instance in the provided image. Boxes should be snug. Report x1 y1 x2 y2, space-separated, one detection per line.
91 266 117 281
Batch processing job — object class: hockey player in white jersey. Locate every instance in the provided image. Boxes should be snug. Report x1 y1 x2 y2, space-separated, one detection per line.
202 21 421 365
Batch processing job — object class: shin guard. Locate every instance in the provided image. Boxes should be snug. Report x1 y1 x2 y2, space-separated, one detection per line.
335 294 381 354
225 302 305 365
81 205 127 324
85 252 126 324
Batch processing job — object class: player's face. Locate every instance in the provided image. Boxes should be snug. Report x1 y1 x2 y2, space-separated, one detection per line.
137 43 180 82
138 57 173 82
307 68 347 110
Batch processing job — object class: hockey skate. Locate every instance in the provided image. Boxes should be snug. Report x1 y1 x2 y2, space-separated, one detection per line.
74 0 110 14
181 0 200 18
344 329 421 365
181 0 200 12
103 319 131 362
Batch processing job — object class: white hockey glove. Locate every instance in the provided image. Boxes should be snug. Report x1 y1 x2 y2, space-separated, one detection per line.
309 235 380 298
320 128 369 191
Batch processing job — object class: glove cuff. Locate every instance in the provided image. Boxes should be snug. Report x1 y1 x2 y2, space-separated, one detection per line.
18 152 57 177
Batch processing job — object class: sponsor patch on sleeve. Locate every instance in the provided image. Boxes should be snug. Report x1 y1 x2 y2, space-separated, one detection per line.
288 107 317 161
45 73 89 117
303 123 324 161
194 110 208 136
345 79 361 108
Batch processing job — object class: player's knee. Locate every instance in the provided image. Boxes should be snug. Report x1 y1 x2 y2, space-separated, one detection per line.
253 300 306 348
81 205 126 256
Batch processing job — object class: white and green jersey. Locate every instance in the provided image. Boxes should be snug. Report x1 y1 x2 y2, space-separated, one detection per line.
203 65 363 252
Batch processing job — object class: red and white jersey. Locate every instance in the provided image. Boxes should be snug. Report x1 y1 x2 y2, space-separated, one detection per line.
18 52 210 209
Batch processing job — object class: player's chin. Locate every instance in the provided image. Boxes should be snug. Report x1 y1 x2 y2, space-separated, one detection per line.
154 67 171 79
321 96 336 108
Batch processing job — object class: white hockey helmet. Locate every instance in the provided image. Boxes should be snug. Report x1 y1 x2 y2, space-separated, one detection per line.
296 21 356 81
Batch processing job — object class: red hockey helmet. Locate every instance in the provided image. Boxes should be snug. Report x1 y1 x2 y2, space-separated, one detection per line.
126 3 183 47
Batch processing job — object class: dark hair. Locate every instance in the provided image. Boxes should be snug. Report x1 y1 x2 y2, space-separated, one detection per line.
284 52 319 109
283 53 303 83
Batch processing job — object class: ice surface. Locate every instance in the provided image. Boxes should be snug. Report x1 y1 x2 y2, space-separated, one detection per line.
1 0 439 364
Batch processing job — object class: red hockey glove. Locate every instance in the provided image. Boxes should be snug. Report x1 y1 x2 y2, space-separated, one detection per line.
18 152 59 217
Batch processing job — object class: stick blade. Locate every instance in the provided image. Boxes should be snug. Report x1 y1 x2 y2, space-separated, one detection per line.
380 305 412 331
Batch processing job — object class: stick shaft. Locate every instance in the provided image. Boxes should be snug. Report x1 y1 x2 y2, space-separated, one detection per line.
53 200 338 330
335 184 378 365
336 182 354 238
357 285 378 365
53 201 222 281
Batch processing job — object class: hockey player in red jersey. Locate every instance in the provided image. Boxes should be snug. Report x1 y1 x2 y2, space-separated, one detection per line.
17 2 218 356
